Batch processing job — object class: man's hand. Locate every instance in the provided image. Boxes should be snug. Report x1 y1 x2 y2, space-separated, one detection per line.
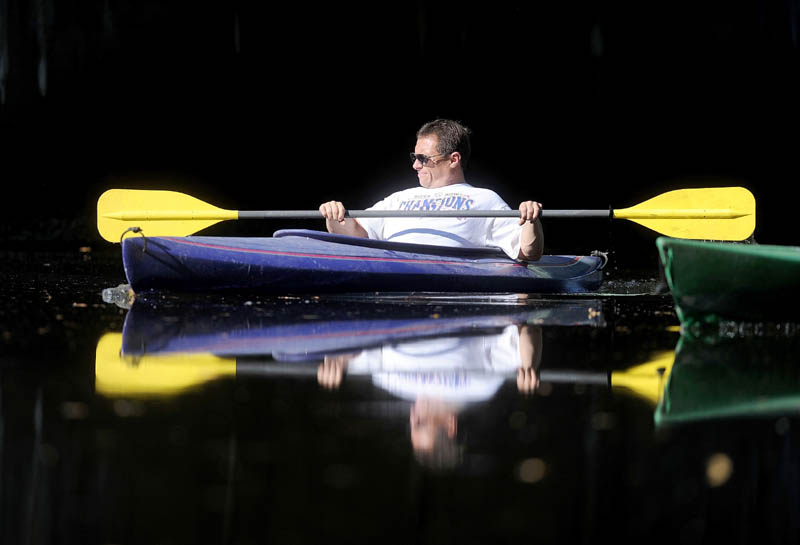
318 201 369 237
319 201 348 223
518 200 542 225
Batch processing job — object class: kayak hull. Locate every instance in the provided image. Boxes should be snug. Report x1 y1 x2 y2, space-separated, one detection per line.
656 236 800 324
122 229 604 294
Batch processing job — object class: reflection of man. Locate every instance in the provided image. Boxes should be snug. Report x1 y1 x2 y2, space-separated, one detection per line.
517 324 540 394
409 398 463 469
317 325 543 470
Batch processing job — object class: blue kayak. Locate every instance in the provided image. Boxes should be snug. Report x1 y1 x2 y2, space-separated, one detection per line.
122 229 605 294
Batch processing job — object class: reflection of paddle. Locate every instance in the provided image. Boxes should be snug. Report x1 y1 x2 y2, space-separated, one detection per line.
97 187 755 242
610 351 675 405
95 333 673 400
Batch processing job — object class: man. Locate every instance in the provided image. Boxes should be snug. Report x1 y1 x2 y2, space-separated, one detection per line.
319 119 544 261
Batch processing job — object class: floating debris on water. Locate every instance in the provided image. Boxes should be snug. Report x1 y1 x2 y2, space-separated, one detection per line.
102 284 135 309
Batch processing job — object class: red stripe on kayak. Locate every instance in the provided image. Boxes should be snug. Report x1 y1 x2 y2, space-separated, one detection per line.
163 237 548 268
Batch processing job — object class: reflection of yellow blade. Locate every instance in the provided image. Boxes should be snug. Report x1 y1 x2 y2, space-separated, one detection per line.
95 333 236 397
97 189 237 242
614 187 755 241
610 350 675 406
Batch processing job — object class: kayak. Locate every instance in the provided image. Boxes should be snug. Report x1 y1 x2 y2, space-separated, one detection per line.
656 236 800 325
122 229 605 294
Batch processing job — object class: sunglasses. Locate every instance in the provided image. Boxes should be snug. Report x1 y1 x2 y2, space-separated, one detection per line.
409 151 450 166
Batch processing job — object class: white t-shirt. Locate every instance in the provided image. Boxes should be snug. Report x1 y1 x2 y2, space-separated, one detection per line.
356 183 523 259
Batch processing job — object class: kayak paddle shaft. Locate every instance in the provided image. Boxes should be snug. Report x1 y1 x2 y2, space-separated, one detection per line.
238 210 611 219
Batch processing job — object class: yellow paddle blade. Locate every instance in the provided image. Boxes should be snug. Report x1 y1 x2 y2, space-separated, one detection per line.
97 189 238 242
95 333 236 397
610 350 675 406
614 187 755 241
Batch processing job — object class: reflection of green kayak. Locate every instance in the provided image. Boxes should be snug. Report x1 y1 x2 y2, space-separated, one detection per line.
655 335 800 426
656 236 800 325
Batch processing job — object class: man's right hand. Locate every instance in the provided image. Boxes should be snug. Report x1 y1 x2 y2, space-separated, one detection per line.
319 201 348 223
318 201 369 237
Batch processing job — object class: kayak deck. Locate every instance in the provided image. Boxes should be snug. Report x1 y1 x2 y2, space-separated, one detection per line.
122 229 605 294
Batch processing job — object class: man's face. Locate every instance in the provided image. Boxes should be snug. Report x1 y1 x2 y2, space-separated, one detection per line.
413 135 452 189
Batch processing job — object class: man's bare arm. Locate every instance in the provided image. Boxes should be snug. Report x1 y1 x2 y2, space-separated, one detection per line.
517 201 544 261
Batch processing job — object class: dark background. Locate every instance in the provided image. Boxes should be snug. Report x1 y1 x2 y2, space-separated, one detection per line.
1 0 798 263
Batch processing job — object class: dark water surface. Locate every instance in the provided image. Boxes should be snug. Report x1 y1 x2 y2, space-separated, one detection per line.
2 249 799 545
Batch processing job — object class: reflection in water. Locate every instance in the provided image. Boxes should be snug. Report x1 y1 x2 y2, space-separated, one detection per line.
607 327 800 428
7 276 800 542
316 323 544 469
656 333 800 426
119 295 604 359
609 349 674 407
99 297 800 471
96 298 606 470
96 297 607 396
96 296 800 467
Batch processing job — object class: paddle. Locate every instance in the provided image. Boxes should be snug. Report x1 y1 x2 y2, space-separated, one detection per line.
94 333 673 401
97 186 755 243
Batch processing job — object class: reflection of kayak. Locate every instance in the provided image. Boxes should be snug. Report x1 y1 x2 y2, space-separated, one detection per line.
96 299 608 397
122 229 605 294
655 335 800 426
121 298 606 361
656 236 800 324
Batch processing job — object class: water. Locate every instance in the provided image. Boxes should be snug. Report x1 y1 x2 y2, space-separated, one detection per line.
2 248 799 544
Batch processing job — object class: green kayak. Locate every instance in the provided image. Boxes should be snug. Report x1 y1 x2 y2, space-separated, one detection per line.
656 236 800 325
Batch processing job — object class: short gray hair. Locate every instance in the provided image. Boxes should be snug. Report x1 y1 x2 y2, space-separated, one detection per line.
416 119 472 169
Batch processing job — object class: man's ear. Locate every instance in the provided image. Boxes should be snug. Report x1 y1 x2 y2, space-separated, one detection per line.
449 152 462 168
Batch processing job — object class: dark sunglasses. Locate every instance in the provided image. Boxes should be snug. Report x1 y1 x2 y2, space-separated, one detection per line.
409 151 450 166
